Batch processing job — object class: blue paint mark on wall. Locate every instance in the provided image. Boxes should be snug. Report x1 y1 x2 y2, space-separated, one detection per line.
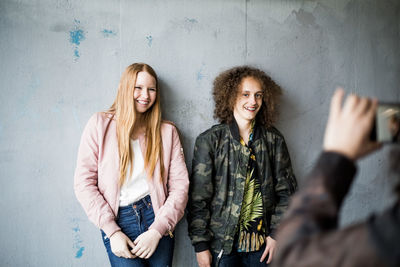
75 247 85 258
71 218 85 259
146 35 153 47
196 64 206 82
197 70 205 81
69 19 86 61
183 17 198 33
73 49 80 58
185 17 198 24
70 29 84 45
101 29 117 38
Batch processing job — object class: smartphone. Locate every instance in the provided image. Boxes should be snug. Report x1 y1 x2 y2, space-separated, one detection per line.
371 103 400 144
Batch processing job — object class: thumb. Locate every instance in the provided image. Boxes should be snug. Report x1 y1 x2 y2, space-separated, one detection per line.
127 238 137 258
127 238 135 249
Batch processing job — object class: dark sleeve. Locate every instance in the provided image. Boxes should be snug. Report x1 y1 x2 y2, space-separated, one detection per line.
269 135 298 237
273 152 388 267
368 202 400 267
187 135 214 252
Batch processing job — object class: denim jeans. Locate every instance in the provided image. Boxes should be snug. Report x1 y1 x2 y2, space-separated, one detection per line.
101 195 174 267
211 243 269 267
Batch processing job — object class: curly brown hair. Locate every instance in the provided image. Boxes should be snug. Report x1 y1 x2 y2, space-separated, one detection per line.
212 65 282 127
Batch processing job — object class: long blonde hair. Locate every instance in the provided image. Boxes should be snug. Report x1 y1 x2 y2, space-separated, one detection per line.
108 63 164 186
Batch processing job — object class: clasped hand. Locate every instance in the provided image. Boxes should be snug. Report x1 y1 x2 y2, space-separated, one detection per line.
131 229 162 259
110 229 162 259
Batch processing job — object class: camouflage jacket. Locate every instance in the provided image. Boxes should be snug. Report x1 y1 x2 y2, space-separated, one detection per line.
187 121 297 254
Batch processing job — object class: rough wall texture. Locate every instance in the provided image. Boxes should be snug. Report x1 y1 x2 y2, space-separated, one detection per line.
0 0 399 266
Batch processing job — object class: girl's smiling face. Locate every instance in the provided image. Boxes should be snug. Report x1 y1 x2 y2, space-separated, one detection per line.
133 71 157 114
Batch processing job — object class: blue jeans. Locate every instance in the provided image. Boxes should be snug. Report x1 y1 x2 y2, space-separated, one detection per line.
211 243 269 267
101 195 174 267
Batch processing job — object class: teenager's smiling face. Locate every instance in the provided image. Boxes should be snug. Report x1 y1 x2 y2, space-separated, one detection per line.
233 76 263 123
133 71 157 114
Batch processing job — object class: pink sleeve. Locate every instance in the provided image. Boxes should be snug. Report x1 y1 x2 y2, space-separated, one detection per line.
149 125 190 235
73 113 120 237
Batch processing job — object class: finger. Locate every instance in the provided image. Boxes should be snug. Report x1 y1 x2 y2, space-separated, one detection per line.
330 88 345 118
127 239 136 250
355 97 370 116
145 247 156 259
130 248 138 258
130 243 140 255
365 99 378 124
137 251 147 259
122 250 133 259
360 99 378 140
139 249 149 259
144 249 154 259
343 94 359 114
267 247 275 264
135 246 148 258
260 245 270 262
133 236 140 246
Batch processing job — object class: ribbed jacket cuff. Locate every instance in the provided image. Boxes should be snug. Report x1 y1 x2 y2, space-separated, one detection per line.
194 242 209 252
149 220 168 237
316 152 357 206
102 219 121 238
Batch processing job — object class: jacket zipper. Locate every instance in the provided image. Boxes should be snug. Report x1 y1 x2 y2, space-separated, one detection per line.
167 223 174 238
216 249 224 267
218 143 241 259
255 140 269 238
167 230 174 238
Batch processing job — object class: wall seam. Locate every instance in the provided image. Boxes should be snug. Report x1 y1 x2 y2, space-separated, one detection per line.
245 0 248 62
119 0 122 75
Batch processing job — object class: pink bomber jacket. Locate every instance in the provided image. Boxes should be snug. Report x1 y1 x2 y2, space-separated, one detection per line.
74 112 189 238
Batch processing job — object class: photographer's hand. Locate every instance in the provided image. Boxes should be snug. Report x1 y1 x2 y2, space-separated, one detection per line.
323 88 381 160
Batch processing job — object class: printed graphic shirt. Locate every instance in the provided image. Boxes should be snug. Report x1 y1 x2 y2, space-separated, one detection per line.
237 121 265 252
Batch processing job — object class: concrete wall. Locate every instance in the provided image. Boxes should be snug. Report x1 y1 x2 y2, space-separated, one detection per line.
0 0 399 266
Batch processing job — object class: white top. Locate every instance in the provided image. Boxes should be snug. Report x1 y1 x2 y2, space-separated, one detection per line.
119 139 150 206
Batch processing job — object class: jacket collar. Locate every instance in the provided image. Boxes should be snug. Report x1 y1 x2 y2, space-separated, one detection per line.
228 118 261 143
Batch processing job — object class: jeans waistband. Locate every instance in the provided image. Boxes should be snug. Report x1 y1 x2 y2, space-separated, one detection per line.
119 195 152 211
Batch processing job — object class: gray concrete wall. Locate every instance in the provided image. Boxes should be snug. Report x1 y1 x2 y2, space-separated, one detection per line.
0 0 399 266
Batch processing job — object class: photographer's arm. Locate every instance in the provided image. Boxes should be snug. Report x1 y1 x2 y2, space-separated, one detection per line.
273 89 382 267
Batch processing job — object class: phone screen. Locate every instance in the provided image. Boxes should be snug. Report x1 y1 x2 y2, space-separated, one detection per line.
376 103 400 143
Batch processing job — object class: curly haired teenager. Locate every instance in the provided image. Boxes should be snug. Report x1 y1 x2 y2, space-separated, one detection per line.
74 63 189 266
187 66 297 267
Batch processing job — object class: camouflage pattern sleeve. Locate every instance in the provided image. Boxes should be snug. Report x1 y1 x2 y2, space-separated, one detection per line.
187 134 215 250
270 135 297 237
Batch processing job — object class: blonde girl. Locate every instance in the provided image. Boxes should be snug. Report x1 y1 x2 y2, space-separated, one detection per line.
74 63 189 266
